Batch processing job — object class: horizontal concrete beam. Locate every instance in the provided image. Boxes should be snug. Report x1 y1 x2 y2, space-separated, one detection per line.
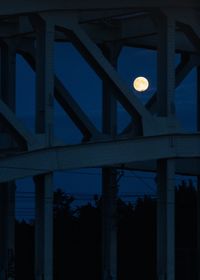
120 158 200 176
0 133 199 182
0 1 198 16
1 13 196 54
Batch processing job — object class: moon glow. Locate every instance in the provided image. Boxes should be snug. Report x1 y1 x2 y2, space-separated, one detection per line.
133 76 149 92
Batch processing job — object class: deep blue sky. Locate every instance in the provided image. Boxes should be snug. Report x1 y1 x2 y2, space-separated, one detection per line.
15 43 197 219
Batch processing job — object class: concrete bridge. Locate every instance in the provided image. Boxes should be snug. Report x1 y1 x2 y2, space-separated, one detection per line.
0 1 199 279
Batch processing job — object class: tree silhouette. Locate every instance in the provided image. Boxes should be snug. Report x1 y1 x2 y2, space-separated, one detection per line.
15 182 198 280
15 220 34 280
175 179 197 280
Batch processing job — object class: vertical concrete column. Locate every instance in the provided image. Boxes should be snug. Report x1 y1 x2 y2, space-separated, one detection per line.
102 44 118 137
156 11 176 280
157 12 175 117
197 177 200 280
35 16 54 145
196 66 200 280
34 174 53 280
0 41 16 146
157 160 175 280
0 183 16 280
0 42 16 280
33 16 54 280
101 43 120 280
0 43 16 109
102 169 118 280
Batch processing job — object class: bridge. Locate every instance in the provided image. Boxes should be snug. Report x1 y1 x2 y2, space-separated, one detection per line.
0 1 199 279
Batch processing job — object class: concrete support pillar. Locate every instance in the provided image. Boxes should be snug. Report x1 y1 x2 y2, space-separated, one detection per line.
102 169 118 280
197 177 200 280
35 16 54 145
33 16 55 280
157 160 175 280
0 43 15 110
196 66 200 280
101 43 120 280
157 13 175 117
156 12 175 280
34 174 53 280
102 44 118 137
0 183 15 280
0 41 16 147
0 42 16 280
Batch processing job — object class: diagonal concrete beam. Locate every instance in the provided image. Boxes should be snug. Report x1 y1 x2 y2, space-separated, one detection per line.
58 21 157 134
0 133 199 182
18 47 102 140
0 99 38 149
177 21 200 52
146 53 197 113
54 77 101 140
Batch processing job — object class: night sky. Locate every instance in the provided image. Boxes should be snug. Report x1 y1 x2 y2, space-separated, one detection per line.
15 43 197 219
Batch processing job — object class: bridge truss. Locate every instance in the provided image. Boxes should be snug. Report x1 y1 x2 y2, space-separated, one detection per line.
0 1 199 280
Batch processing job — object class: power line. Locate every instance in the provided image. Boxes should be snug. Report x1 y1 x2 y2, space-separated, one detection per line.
128 170 156 192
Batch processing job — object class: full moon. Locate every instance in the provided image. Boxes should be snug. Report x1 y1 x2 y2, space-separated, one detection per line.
133 76 149 92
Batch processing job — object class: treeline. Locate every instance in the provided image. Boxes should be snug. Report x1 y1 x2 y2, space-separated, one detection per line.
16 180 197 280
